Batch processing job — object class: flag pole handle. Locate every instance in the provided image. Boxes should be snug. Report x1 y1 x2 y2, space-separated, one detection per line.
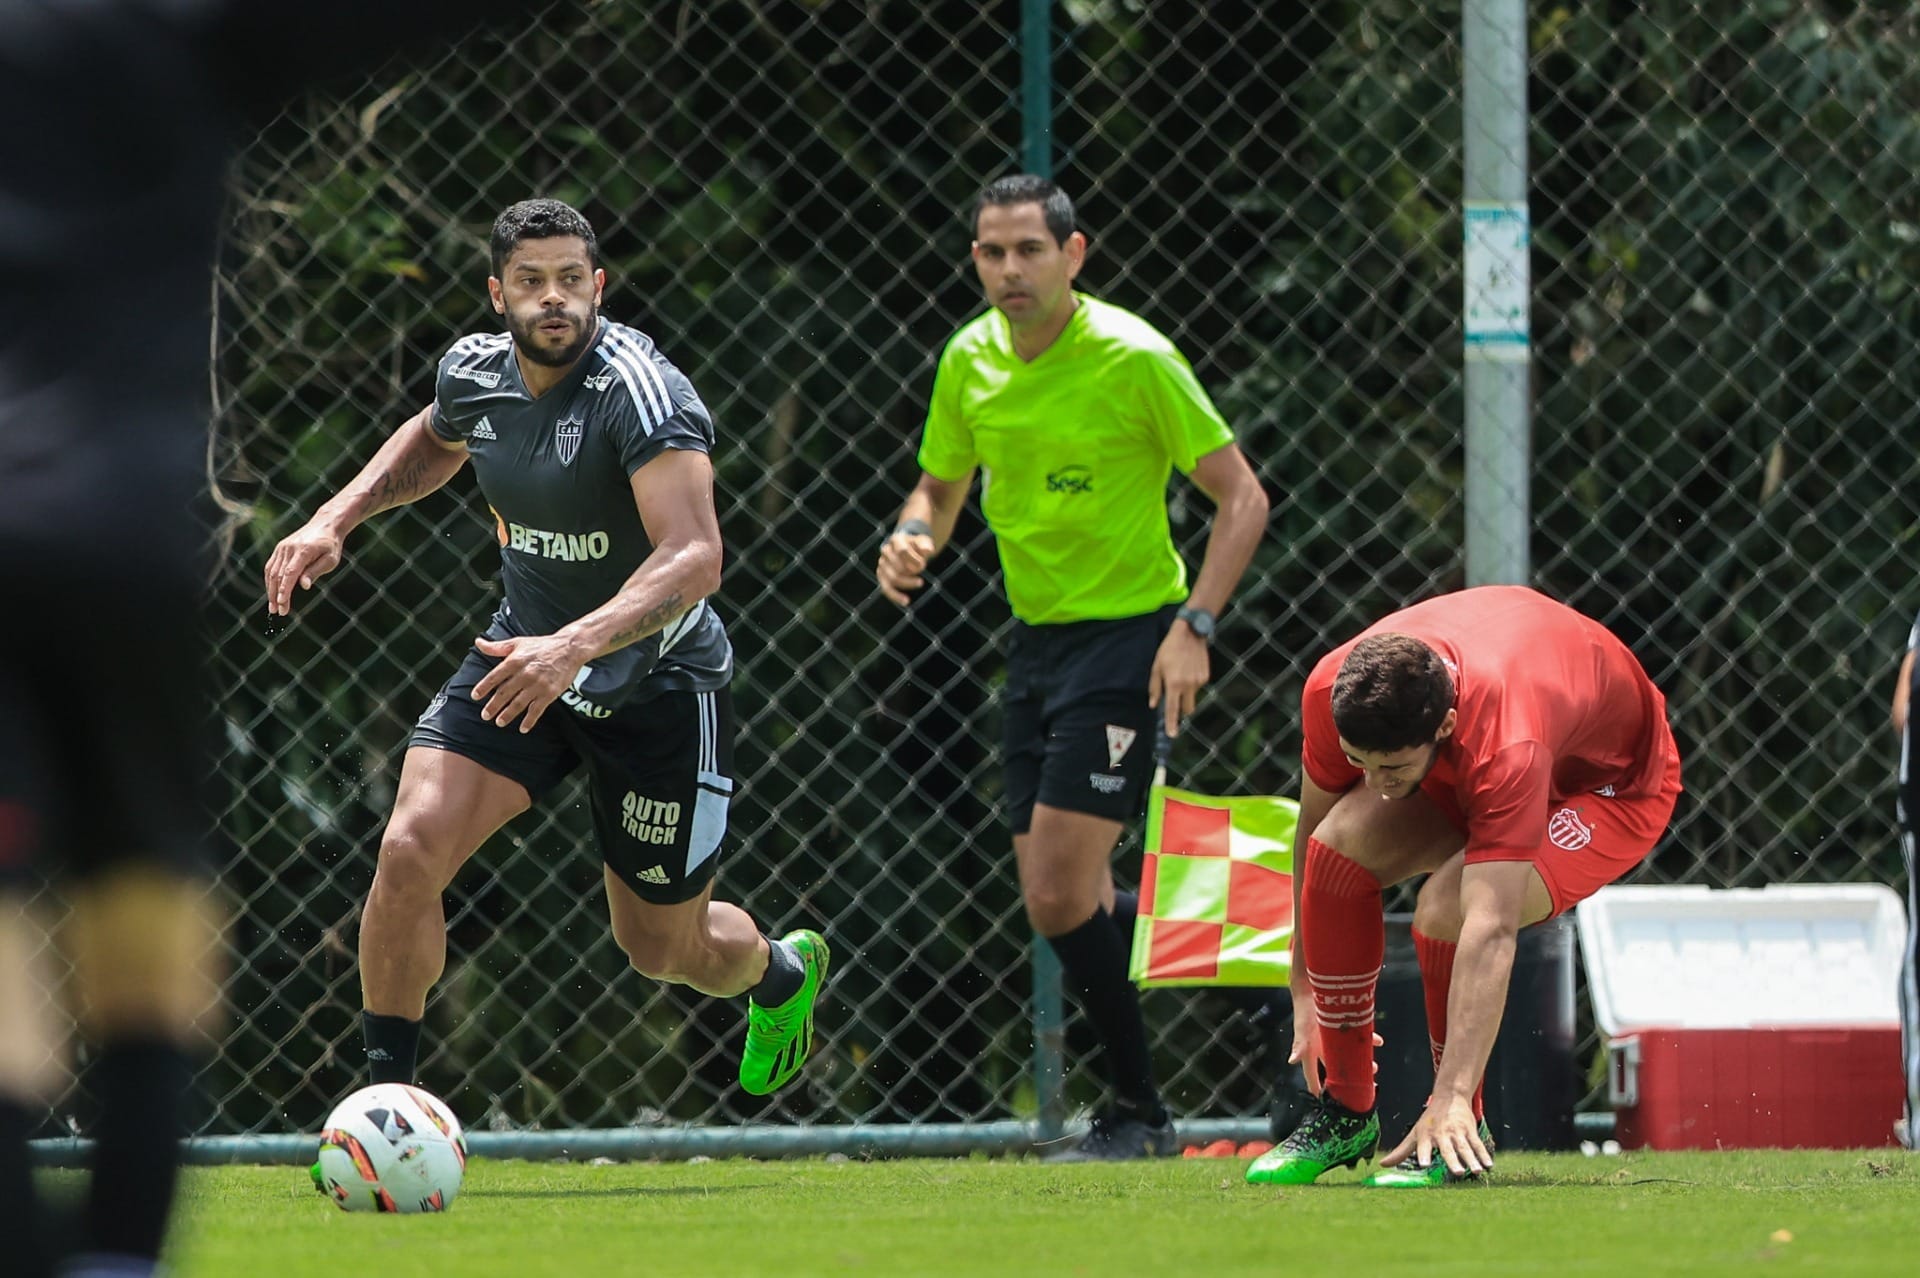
1152 720 1174 789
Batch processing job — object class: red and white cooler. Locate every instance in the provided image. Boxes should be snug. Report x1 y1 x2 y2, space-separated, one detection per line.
1576 884 1907 1150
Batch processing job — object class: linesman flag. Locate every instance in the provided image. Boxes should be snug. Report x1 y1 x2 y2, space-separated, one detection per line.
1127 779 1298 989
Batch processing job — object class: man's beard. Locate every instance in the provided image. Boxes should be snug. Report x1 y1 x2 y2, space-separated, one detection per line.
509 305 598 368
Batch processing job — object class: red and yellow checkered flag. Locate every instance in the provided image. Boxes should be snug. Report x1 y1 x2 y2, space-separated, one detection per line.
1127 783 1298 987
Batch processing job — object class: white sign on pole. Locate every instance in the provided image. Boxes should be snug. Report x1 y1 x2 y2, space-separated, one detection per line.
1464 201 1530 362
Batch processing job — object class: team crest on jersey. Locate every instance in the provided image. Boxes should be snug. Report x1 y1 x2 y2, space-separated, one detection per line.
1547 807 1594 851
555 410 586 466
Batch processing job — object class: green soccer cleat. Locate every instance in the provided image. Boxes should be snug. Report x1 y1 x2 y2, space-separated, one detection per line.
1361 1118 1497 1188
1245 1093 1380 1185
739 929 830 1096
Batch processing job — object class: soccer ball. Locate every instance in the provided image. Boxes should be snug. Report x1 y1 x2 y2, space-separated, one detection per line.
314 1083 467 1213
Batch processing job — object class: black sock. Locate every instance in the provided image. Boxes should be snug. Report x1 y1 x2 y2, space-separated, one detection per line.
1046 908 1163 1120
0 1097 51 1278
751 935 805 1005
82 1038 192 1263
362 1012 422 1085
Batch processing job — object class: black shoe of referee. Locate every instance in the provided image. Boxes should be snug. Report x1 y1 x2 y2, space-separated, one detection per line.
1043 1106 1178 1162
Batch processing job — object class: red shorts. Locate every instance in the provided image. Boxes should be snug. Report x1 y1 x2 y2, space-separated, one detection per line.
1429 733 1683 917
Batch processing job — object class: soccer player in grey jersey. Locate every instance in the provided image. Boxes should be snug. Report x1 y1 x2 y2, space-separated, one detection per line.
265 199 827 1104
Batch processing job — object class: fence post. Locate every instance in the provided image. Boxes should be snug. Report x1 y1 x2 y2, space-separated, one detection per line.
1462 0 1531 586
1020 0 1067 1147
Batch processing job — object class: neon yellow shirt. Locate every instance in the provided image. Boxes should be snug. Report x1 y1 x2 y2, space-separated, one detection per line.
917 293 1235 624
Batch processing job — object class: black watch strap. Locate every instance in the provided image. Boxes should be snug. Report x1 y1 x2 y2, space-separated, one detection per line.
882 518 933 552
1175 605 1216 641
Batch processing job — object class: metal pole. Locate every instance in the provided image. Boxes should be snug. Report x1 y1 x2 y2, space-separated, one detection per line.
1021 0 1054 178
29 1117 1302 1168
1461 0 1531 586
1019 0 1066 1147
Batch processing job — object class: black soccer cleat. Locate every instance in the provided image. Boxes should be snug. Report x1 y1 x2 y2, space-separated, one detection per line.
1043 1108 1179 1162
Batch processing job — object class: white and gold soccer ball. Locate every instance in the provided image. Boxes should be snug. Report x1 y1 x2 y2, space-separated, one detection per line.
313 1083 467 1213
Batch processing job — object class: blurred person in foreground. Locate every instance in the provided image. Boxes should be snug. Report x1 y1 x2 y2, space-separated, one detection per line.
1246 586 1682 1188
875 176 1278 1160
264 199 828 1112
1889 613 1919 1150
0 3 540 1275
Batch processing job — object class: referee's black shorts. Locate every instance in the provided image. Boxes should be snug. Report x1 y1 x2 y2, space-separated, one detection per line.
410 646 736 905
1002 605 1177 836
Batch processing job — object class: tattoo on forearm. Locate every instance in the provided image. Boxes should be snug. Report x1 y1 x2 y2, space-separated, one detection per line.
366 455 434 511
608 591 686 649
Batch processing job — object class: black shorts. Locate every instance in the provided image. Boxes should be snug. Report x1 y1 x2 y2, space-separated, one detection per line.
410 647 735 904
1003 606 1176 835
0 567 212 888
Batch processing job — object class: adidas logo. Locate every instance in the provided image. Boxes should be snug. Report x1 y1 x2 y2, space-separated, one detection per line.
470 417 498 441
637 864 669 886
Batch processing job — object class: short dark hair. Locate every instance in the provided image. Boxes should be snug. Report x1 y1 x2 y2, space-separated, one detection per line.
1330 634 1456 753
971 175 1076 246
490 199 599 277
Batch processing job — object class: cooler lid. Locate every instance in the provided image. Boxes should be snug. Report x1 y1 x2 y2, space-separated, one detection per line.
1574 883 1907 1034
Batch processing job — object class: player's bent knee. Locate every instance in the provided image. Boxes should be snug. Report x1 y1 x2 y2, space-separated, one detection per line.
370 825 460 899
1309 798 1371 858
1315 789 1459 884
1021 883 1097 939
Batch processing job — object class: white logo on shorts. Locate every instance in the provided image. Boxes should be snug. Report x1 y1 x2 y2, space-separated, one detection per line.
1595 784 1617 797
1104 724 1138 770
418 692 447 725
621 792 682 844
1547 807 1595 851
1089 773 1126 795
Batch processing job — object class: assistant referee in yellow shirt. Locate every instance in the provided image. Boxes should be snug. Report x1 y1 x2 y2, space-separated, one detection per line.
876 175 1271 1160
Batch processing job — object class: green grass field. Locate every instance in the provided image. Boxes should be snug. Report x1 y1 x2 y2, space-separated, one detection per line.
127 1150 1913 1276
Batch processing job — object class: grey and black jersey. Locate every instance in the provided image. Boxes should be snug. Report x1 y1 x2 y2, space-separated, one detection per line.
430 318 732 708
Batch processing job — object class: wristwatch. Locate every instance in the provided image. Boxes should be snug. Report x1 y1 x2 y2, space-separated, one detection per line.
881 518 933 553
1175 605 1216 642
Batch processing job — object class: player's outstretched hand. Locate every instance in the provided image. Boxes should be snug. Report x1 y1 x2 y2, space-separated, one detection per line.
264 522 347 616
470 633 588 733
1147 625 1210 739
1381 1092 1492 1177
876 531 936 607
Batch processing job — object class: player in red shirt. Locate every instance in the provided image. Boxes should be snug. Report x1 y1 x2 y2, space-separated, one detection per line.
1245 586 1681 1187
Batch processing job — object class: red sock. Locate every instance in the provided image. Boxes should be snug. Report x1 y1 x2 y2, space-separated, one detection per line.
1301 838 1383 1113
1411 928 1484 1121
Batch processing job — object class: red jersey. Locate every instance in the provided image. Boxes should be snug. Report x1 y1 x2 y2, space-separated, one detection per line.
1301 587 1675 858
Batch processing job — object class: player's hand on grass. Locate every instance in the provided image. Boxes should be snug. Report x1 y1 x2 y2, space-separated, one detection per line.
470 633 588 732
1147 625 1210 738
1383 1093 1492 1177
264 522 347 616
876 531 936 606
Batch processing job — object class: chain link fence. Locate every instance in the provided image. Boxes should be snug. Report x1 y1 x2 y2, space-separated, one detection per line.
35 0 1920 1146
